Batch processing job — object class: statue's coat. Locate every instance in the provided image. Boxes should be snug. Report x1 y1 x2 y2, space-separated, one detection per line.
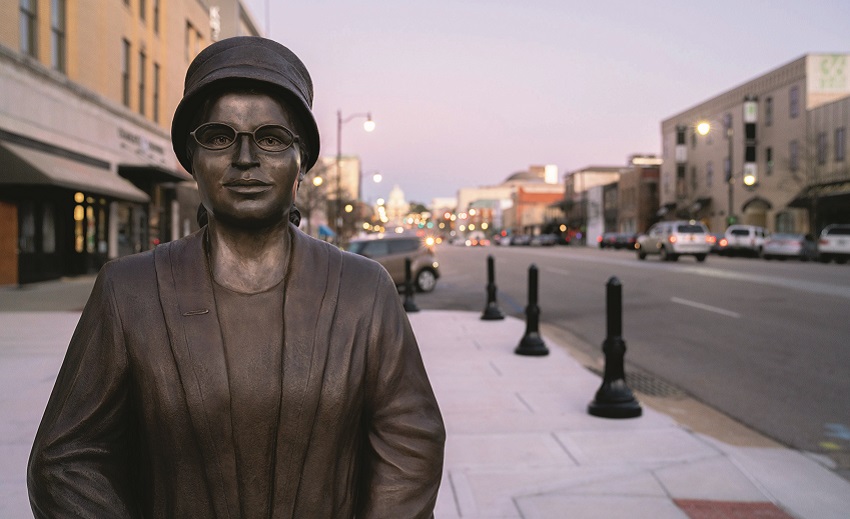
28 226 445 518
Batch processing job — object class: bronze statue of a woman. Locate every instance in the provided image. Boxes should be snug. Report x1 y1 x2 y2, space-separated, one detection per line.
28 36 445 518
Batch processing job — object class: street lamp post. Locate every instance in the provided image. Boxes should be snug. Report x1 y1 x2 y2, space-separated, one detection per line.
697 120 735 228
336 110 374 242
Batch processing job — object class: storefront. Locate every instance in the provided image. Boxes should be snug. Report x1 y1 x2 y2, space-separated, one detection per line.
0 135 149 284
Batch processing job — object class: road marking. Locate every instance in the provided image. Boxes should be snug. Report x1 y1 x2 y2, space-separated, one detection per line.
543 267 571 276
671 297 741 318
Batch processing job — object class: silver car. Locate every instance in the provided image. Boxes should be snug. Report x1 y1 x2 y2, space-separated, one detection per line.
636 220 712 262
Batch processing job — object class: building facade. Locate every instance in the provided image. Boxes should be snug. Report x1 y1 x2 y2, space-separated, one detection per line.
660 54 850 234
562 165 622 244
0 0 261 284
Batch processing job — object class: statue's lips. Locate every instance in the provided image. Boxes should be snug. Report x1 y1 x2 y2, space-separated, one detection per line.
223 179 272 194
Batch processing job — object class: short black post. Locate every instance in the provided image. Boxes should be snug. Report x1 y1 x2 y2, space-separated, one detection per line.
481 255 505 321
515 264 548 356
588 276 642 418
403 257 420 313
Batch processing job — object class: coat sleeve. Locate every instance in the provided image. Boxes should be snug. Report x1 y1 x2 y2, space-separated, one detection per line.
28 264 137 518
358 269 446 519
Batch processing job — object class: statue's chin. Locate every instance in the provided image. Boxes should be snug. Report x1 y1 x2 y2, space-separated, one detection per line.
209 209 289 231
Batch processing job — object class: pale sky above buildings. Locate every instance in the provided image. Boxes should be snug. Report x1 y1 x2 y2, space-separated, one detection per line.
245 0 850 205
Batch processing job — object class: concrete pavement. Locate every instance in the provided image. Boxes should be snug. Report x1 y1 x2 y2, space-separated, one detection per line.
1 278 849 517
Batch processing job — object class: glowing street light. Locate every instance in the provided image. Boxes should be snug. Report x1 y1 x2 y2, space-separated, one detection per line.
336 110 375 240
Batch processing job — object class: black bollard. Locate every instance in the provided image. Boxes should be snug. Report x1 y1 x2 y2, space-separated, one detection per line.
481 255 505 321
588 276 642 418
402 257 420 313
515 264 549 356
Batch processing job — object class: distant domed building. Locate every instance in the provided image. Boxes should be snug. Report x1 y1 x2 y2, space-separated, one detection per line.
385 185 408 227
503 169 546 186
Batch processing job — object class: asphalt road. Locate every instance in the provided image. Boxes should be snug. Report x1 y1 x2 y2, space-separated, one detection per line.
414 243 850 476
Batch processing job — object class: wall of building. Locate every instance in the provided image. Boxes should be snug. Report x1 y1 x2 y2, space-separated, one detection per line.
661 54 850 233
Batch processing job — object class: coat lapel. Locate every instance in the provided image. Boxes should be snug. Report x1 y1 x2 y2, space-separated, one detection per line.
272 226 343 516
154 230 240 519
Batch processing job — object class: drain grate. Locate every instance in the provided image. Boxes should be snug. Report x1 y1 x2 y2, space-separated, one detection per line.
588 366 685 398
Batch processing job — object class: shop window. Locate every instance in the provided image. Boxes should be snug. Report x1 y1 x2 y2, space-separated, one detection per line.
50 0 66 73
74 201 84 253
775 212 794 233
19 202 36 253
836 127 846 162
86 205 95 254
42 203 56 253
20 0 38 58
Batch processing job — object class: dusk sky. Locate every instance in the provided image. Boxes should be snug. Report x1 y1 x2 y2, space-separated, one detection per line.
245 0 850 205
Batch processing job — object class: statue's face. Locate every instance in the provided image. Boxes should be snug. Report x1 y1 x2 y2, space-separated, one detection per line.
191 91 302 228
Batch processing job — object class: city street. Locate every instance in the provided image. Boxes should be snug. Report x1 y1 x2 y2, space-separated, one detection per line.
416 243 850 479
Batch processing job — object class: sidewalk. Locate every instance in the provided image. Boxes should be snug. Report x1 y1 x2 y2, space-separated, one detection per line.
409 311 850 519
1 300 849 517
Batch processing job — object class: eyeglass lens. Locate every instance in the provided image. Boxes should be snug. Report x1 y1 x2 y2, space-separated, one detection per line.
193 123 296 152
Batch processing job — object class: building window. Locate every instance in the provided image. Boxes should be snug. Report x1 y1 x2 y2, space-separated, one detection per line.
139 50 146 116
185 21 201 61
121 39 131 107
50 0 66 72
153 62 160 123
766 147 773 175
723 113 732 132
20 0 38 58
817 132 827 165
836 127 846 162
153 0 160 34
139 0 146 22
765 97 773 126
789 140 799 172
676 164 686 199
690 166 697 190
706 161 713 188
675 126 685 145
789 86 800 118
691 130 697 148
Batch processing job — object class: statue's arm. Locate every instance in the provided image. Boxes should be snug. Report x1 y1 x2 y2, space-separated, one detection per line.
358 270 446 519
28 266 136 518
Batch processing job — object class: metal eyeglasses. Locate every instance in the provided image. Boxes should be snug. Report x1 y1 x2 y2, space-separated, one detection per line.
190 122 300 153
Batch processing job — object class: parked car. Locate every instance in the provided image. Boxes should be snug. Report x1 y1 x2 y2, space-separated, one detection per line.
762 233 818 261
530 233 557 246
345 234 441 292
597 232 618 249
708 233 728 254
723 225 768 257
818 224 850 264
510 234 531 246
614 232 638 250
635 220 712 262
